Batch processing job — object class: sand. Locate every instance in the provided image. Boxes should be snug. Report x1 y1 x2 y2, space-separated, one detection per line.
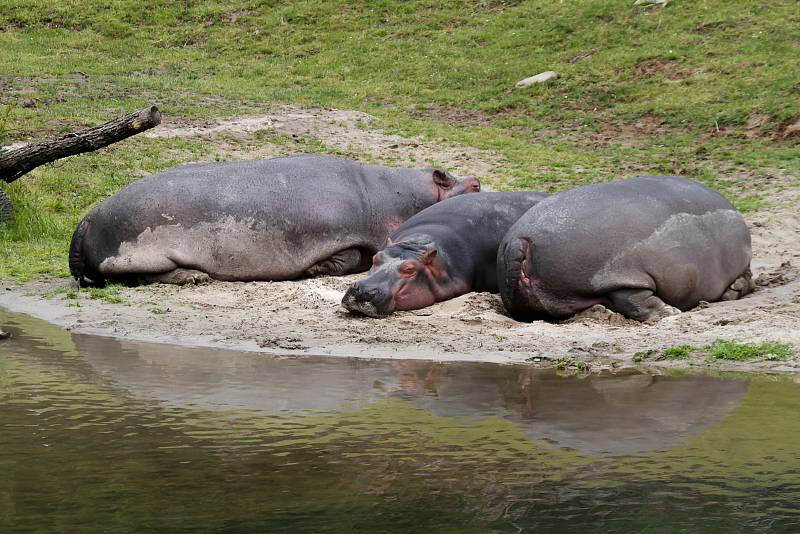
2 106 798 372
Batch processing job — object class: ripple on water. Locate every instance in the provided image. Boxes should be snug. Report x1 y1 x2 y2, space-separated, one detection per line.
1 309 800 531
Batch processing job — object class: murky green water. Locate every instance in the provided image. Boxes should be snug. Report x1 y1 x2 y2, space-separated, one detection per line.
1 308 799 532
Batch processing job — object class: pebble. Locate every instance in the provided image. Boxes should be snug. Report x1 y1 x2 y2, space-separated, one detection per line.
515 71 559 88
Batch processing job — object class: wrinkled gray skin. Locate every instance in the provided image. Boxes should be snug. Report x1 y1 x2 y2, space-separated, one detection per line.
342 192 548 317
69 154 480 287
498 176 754 322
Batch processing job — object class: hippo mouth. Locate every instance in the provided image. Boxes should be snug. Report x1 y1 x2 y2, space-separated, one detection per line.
341 285 395 318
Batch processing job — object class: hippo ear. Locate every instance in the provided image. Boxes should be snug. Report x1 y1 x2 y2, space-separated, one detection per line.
432 169 454 188
420 247 438 265
384 237 393 248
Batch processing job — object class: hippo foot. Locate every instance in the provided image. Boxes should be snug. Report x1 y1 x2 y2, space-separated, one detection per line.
643 304 682 324
719 269 755 301
607 289 681 323
305 248 367 278
139 269 212 286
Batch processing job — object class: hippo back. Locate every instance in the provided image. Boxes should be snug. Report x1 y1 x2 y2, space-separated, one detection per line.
500 176 752 317
393 191 549 292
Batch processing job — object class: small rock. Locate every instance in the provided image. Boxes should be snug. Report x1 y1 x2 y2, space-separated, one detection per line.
634 0 669 5
515 71 559 88
0 329 10 340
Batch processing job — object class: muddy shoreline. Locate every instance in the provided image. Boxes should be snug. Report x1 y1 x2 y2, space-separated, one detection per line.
2 107 798 373
2 251 798 373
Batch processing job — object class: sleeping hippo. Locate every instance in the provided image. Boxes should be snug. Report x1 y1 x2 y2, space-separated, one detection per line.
497 176 754 322
69 154 480 286
342 191 548 317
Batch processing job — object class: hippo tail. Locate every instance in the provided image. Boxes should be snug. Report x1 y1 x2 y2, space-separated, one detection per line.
69 213 106 288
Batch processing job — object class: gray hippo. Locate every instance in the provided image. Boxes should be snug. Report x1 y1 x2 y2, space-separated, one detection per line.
497 176 754 322
342 191 548 317
69 154 480 286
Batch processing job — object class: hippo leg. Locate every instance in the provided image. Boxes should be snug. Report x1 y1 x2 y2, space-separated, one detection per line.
606 289 681 323
138 268 213 286
719 268 755 301
305 248 366 277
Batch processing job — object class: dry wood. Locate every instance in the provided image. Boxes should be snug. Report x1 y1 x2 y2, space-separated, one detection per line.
0 106 161 183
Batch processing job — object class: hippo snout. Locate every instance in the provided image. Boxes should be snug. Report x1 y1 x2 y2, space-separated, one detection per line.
443 176 481 199
465 177 481 192
342 282 394 318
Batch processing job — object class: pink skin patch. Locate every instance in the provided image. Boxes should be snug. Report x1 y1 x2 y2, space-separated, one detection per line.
434 173 481 201
394 279 438 311
385 216 403 235
367 247 461 313
518 239 533 288
391 256 439 312
392 253 468 312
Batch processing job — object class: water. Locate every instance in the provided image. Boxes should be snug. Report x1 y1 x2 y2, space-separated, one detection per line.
1 308 799 532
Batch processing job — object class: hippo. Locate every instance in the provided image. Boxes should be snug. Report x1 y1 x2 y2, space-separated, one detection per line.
69 154 480 286
497 176 754 322
342 191 548 317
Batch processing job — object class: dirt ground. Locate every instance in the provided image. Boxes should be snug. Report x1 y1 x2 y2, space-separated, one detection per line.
2 106 799 372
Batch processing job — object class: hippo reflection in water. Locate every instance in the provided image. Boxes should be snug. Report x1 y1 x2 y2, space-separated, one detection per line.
76 334 749 455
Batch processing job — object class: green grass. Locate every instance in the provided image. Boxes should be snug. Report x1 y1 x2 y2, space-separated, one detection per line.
40 283 126 304
662 345 694 360
707 339 794 361
635 340 795 363
1 0 798 279
86 284 125 304
0 105 12 147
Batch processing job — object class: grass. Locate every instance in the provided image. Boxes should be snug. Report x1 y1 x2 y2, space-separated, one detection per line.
0 0 798 279
86 285 125 304
635 340 795 363
707 340 793 362
0 105 12 147
661 345 694 360
41 283 125 304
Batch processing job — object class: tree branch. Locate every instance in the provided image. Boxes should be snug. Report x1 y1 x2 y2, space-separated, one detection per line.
0 106 162 183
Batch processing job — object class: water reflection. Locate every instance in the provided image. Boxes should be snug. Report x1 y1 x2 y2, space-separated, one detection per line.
75 332 749 455
2 308 798 532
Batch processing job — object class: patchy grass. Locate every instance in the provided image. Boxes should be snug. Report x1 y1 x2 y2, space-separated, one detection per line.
86 284 125 304
0 105 12 147
39 283 126 304
0 0 798 279
635 340 795 364
662 345 694 360
707 339 794 362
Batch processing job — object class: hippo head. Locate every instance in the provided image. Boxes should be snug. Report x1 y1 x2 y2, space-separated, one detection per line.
342 237 455 318
431 169 480 200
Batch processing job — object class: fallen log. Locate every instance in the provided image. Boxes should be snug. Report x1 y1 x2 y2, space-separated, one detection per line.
0 106 162 184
